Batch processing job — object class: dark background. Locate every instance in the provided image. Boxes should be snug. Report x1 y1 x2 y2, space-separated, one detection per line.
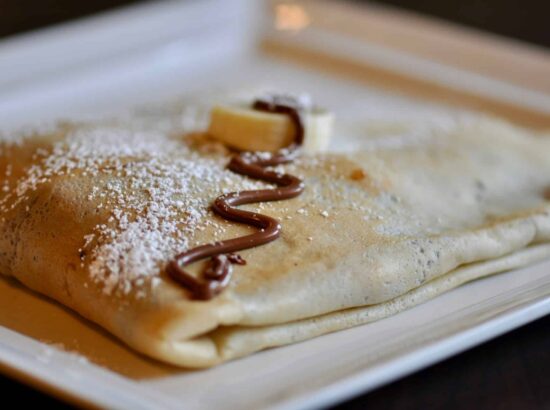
367 0 550 48
1 0 549 49
1 0 549 409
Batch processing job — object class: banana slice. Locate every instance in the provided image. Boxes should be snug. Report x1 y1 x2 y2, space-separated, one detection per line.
207 104 333 153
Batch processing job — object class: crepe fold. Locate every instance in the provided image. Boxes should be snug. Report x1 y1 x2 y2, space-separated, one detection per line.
1 117 549 367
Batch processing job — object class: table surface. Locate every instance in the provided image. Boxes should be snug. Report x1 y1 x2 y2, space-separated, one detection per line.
1 1 549 409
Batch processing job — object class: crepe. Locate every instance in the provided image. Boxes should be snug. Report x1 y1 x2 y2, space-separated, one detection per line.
1 113 549 368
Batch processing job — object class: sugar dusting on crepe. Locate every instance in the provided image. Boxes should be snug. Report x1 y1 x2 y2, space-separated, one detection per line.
0 122 271 297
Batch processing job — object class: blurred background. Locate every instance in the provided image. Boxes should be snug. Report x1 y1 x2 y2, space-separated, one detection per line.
1 0 549 48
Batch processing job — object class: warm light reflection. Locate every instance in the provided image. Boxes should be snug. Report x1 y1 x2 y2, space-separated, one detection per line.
275 4 310 32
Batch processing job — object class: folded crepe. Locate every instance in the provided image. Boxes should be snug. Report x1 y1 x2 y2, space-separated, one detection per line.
0 113 549 368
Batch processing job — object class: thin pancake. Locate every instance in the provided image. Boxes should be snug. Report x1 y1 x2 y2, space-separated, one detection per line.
0 116 549 367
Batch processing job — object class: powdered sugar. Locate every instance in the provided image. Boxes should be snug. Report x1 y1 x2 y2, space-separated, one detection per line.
2 122 269 296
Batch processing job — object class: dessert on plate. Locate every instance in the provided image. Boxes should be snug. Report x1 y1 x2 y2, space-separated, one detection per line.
1 93 549 367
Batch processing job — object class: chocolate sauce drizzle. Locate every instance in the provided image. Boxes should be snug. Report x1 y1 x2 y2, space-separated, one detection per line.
168 95 306 300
